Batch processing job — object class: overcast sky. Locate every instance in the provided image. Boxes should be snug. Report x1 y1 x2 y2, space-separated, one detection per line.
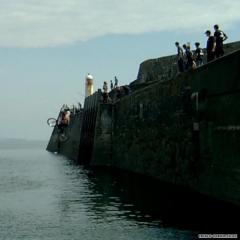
0 0 239 141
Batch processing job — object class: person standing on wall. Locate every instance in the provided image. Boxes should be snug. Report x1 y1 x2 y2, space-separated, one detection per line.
214 24 228 58
102 81 108 103
183 43 195 70
194 42 204 67
114 76 118 88
110 80 113 90
205 30 216 62
175 42 184 73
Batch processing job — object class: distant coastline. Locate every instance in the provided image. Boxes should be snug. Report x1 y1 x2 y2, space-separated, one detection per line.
0 138 46 149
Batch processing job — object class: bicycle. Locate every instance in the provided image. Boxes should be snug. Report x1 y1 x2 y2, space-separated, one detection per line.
47 118 70 143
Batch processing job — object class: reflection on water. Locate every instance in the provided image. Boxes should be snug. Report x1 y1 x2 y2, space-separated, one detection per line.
87 168 240 233
0 141 238 239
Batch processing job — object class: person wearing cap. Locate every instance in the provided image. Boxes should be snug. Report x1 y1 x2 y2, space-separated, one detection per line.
214 24 228 58
205 30 216 62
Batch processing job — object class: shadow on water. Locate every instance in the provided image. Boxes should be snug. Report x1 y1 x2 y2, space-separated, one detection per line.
79 166 240 233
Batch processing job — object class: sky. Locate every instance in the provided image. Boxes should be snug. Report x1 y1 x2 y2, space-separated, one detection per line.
0 0 239 141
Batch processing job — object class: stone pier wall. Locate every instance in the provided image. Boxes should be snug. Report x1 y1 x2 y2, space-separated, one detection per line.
78 90 102 164
46 41 240 206
91 104 113 166
46 110 83 161
110 49 240 206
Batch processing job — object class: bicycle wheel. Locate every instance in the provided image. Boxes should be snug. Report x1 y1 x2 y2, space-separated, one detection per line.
58 132 69 143
47 118 57 127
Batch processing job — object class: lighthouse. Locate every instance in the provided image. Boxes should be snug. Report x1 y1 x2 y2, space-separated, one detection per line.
85 73 94 98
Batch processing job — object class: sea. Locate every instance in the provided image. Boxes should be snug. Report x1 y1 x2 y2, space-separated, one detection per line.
0 140 238 240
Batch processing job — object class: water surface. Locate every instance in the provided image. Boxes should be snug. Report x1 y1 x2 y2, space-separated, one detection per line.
0 140 227 239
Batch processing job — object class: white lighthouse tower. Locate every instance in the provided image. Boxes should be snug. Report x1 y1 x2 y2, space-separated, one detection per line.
85 73 94 98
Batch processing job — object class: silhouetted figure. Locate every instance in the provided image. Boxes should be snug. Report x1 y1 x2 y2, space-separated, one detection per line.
183 43 195 70
205 30 216 62
110 80 113 90
175 42 184 72
102 81 108 103
194 42 204 66
214 24 228 58
114 76 118 88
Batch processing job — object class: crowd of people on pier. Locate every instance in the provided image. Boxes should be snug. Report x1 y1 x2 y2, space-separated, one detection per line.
101 76 132 103
55 24 229 111
87 24 229 105
176 24 228 73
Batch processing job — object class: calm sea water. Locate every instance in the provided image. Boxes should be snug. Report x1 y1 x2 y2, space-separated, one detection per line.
0 140 237 240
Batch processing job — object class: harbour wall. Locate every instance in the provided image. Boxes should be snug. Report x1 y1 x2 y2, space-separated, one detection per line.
47 41 240 206
91 49 240 206
46 111 83 161
46 91 101 162
91 104 113 166
78 90 102 164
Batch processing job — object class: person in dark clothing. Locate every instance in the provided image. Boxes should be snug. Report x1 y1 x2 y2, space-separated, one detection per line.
102 81 109 103
205 30 216 62
214 24 228 58
114 76 118 88
183 43 195 70
175 42 184 72
194 42 204 66
110 80 113 90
